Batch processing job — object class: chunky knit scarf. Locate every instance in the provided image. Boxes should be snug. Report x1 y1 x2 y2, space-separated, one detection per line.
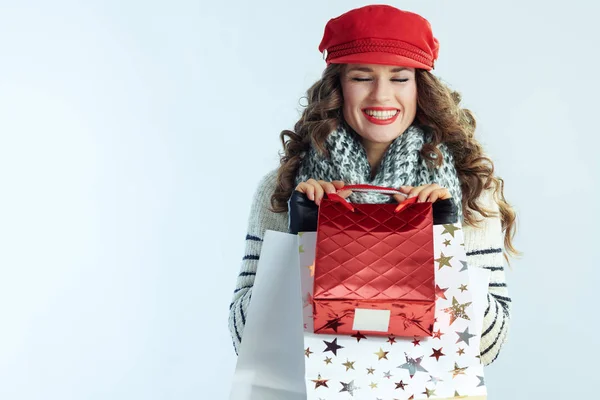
295 123 464 221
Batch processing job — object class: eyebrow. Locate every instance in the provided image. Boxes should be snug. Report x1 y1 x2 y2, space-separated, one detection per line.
346 66 409 73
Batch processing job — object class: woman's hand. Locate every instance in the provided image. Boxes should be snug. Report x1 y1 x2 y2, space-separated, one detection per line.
393 183 452 204
295 179 353 206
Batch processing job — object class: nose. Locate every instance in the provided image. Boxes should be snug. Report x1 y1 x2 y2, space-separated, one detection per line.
370 77 393 103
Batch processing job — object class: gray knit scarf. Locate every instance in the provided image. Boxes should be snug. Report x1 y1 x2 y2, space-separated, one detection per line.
295 123 464 221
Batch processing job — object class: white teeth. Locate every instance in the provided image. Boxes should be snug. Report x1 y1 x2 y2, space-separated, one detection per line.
364 110 399 119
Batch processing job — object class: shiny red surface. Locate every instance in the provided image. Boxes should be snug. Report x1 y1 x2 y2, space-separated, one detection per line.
313 199 435 337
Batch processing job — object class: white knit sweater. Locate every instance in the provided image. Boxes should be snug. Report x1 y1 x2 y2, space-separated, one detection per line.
229 169 511 366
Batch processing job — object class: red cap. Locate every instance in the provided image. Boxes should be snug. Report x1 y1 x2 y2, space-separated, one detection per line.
318 5 440 70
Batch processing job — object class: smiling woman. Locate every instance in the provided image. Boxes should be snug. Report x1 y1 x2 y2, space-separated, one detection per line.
340 64 418 170
228 3 519 372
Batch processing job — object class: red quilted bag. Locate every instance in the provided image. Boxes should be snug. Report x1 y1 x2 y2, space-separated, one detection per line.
313 184 435 338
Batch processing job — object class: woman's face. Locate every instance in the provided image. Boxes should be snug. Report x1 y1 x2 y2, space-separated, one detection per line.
340 63 417 146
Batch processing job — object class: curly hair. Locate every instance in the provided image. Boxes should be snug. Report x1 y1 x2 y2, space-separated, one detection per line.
270 63 520 262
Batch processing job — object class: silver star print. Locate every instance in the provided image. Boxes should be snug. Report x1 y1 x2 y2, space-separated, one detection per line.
397 352 428 378
428 375 443 385
477 375 485 387
456 327 476 345
383 370 392 379
459 260 468 272
340 380 359 396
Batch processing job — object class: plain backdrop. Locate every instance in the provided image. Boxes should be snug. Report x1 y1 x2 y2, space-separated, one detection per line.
0 0 598 399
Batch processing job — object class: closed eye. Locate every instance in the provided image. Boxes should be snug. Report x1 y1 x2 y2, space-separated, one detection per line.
352 78 409 82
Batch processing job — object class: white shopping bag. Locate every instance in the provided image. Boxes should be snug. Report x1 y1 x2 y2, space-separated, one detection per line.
469 267 491 340
229 230 307 400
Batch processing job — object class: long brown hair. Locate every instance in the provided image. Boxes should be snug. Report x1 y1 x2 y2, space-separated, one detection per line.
271 64 520 262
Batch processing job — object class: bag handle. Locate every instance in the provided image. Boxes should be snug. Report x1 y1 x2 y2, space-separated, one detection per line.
325 184 418 213
341 184 408 197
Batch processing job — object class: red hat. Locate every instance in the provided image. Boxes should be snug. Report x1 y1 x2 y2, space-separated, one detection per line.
318 5 439 70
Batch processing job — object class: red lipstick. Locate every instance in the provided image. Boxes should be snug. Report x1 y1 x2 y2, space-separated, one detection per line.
363 107 399 111
362 107 400 125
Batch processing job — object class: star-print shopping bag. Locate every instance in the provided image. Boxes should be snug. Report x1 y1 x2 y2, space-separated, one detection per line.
299 221 489 400
313 185 436 338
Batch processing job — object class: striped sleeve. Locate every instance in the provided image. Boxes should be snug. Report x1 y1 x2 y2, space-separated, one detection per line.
463 188 511 366
228 169 289 354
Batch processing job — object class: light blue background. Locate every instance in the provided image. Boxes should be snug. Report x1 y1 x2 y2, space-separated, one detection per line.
0 1 598 399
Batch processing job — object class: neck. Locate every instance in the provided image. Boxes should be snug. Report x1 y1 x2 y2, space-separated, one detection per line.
360 138 392 176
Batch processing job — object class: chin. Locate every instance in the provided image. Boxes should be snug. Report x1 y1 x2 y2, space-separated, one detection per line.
359 127 404 144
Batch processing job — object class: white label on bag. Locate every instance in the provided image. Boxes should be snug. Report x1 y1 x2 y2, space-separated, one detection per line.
352 308 391 332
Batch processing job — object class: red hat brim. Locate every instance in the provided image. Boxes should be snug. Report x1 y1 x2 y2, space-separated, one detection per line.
327 52 433 71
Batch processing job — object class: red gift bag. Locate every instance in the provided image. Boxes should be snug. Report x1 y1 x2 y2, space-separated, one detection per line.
313 184 435 338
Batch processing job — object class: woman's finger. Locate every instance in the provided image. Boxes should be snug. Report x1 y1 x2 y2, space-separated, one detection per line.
304 179 322 203
295 181 308 194
296 182 315 201
315 181 334 206
333 180 352 199
311 181 325 205
406 185 427 200
417 184 440 203
427 189 442 203
332 180 346 190
396 186 413 203
337 189 353 199
393 193 406 203
431 188 452 201
319 180 337 195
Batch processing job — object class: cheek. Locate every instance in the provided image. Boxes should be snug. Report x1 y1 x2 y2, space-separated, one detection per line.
400 85 418 111
410 87 418 107
341 84 367 110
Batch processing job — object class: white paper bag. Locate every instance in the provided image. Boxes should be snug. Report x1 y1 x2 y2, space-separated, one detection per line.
229 230 307 400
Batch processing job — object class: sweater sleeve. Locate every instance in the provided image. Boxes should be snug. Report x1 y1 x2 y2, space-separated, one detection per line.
227 169 289 355
463 188 511 366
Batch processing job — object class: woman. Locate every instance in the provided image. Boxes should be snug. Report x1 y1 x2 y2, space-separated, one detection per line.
228 4 518 366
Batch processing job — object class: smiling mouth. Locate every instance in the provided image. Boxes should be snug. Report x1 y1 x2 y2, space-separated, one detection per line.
363 109 400 120
361 108 401 125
